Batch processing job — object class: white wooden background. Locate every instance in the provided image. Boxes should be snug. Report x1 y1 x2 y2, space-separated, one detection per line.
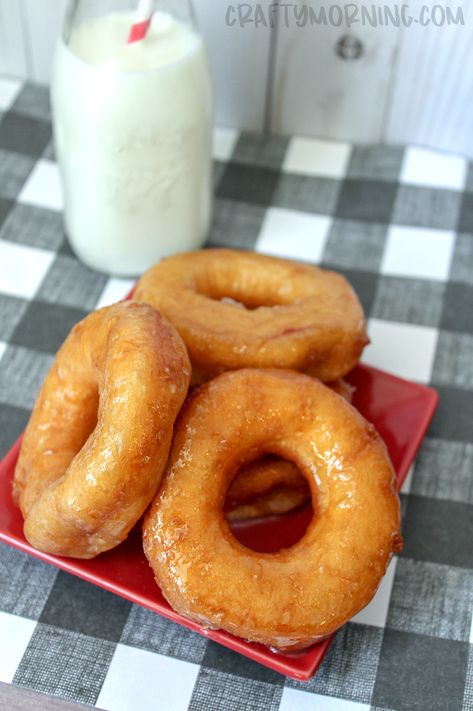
1 0 473 156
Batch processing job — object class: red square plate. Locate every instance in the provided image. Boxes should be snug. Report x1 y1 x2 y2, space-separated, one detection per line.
0 364 438 681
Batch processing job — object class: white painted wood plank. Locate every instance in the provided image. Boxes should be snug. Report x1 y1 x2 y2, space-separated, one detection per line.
21 0 67 84
0 0 28 78
385 0 473 157
193 0 270 131
271 2 400 142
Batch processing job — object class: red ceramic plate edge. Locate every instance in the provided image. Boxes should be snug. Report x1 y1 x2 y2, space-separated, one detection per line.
0 368 439 681
351 364 439 489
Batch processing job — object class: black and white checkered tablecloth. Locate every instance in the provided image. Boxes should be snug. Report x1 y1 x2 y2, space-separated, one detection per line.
0 77 472 711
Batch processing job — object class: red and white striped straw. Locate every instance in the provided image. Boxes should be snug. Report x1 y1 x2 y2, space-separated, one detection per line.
128 0 156 44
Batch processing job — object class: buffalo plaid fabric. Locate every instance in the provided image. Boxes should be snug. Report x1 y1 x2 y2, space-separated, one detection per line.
0 78 472 711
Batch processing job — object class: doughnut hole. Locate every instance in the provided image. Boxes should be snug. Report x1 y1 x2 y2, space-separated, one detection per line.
214 295 284 311
225 454 314 554
194 265 297 310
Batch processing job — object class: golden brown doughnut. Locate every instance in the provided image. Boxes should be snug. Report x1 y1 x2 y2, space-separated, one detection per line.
143 369 402 651
13 302 191 559
226 379 354 521
133 249 368 384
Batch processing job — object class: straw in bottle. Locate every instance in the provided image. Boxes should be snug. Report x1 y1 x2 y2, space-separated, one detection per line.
128 0 156 43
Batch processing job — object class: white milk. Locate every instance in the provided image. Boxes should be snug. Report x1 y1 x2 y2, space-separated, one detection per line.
52 11 212 275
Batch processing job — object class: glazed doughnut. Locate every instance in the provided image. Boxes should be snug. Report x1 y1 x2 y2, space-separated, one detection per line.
143 369 402 651
133 249 368 384
226 380 353 521
13 302 191 559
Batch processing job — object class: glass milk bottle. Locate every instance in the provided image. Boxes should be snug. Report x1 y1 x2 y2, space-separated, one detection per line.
52 0 213 275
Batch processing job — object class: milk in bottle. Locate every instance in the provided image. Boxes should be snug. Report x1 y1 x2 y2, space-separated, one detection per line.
52 6 212 275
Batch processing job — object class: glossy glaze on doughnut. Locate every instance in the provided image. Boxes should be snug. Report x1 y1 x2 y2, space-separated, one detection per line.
13 302 191 559
133 249 368 384
143 369 402 651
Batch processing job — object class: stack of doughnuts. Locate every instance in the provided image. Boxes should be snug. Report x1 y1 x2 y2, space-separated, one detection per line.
14 249 402 652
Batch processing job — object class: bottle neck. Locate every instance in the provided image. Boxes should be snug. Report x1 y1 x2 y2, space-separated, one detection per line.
65 0 198 37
